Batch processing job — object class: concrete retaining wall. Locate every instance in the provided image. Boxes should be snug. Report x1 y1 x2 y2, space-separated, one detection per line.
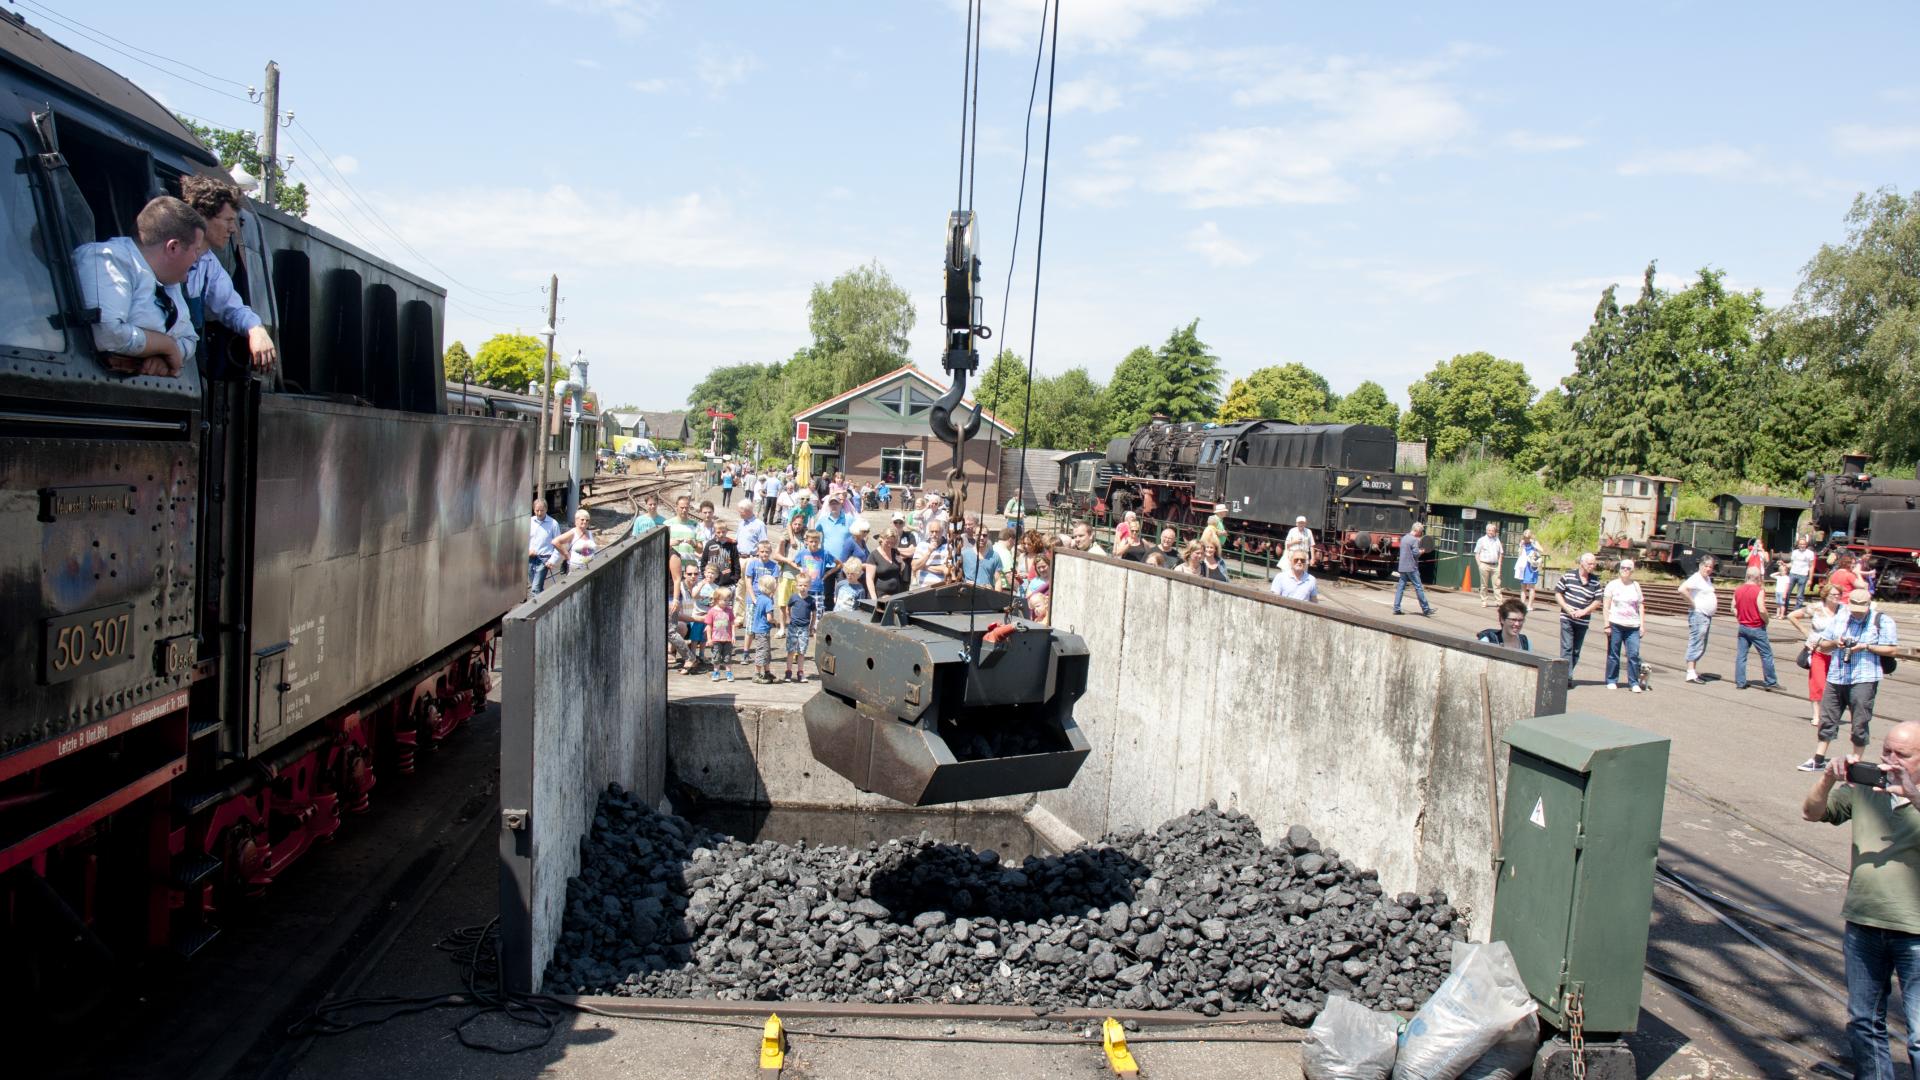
499 527 669 993
667 694 1030 817
1042 551 1564 938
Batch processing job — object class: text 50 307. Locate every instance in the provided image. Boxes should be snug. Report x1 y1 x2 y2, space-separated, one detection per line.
42 603 136 684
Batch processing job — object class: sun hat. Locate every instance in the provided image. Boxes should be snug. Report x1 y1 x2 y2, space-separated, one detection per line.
1848 588 1873 615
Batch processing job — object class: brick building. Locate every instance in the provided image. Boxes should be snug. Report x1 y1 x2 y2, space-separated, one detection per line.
792 366 1015 497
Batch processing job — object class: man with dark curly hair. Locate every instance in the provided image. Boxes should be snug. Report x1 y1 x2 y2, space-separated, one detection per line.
178 174 276 373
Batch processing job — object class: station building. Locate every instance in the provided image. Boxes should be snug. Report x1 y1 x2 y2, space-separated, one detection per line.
792 365 1016 494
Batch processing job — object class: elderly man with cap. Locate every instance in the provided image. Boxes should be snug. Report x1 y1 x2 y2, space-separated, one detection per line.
1284 515 1316 566
1807 589 1900 772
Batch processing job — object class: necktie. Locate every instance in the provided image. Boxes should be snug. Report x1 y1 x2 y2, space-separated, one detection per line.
153 284 178 330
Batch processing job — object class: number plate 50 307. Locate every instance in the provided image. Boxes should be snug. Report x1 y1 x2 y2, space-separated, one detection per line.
42 602 136 684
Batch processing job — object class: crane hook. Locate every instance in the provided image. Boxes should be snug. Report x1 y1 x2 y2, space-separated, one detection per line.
928 360 985 445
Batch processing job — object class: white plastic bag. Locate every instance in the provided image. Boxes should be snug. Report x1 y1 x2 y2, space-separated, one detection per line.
1302 992 1402 1080
1457 1011 1538 1080
1392 941 1537 1080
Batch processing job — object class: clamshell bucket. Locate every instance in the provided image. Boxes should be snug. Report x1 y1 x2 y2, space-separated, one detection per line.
802 583 1090 806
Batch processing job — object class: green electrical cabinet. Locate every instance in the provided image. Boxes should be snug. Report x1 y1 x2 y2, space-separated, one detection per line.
1492 713 1669 1035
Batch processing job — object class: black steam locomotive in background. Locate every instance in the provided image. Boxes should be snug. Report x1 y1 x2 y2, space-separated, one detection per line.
1810 452 1920 598
0 11 529 1009
1096 419 1427 573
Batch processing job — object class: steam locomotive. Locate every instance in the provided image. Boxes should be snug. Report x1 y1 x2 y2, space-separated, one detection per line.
1811 452 1920 597
1098 419 1427 573
0 11 528 1011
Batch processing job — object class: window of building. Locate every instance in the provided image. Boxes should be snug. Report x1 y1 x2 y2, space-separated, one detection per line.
881 448 924 487
0 134 66 354
875 383 937 417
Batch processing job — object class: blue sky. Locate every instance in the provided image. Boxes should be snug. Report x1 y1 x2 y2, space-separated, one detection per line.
26 0 1920 414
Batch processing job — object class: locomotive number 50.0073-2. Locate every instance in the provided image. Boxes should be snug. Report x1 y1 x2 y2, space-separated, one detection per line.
43 603 135 684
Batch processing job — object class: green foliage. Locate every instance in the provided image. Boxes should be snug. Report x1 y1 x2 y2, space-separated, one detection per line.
1154 320 1224 423
976 349 1032 446
653 438 684 452
808 262 915 389
1218 363 1331 423
176 116 309 217
1428 456 1601 558
1401 351 1536 460
1776 188 1920 468
442 340 474 382
1102 345 1160 439
472 332 546 393
1331 380 1399 429
1028 367 1110 450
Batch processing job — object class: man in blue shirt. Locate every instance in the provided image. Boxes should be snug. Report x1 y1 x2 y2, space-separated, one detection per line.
632 491 669 534
960 531 1006 589
736 499 768 555
1809 589 1901 768
528 498 562 596
817 493 857 562
1392 522 1434 616
876 479 892 509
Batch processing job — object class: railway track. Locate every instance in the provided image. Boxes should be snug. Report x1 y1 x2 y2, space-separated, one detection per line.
581 473 681 509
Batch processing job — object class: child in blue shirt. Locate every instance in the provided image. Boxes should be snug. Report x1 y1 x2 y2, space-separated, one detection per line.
784 590 815 683
744 539 781 624
747 573 777 683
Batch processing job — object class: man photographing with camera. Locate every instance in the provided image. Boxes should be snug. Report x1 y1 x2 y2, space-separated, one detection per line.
1804 719 1920 1078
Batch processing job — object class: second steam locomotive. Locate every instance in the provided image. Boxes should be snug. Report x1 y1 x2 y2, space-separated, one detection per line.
1094 419 1427 573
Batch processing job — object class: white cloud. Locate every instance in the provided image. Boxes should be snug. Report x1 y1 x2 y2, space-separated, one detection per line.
1066 172 1136 207
1053 76 1122 114
1833 123 1920 154
319 185 785 273
1615 144 1753 177
1144 52 1476 208
696 50 759 92
629 77 673 94
573 58 601 69
332 154 359 176
547 0 658 37
1086 134 1142 159
974 0 1211 53
1503 130 1585 152
1186 221 1256 267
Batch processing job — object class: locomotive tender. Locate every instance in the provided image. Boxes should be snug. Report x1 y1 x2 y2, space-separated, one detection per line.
1101 419 1427 572
0 10 529 995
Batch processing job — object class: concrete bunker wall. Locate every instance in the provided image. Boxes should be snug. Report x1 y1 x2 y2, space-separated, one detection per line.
499 527 669 993
1043 551 1565 938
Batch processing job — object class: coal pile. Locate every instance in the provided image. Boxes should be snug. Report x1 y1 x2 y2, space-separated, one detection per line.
548 785 1467 1022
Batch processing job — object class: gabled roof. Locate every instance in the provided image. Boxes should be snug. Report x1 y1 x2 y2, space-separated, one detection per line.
1605 473 1683 483
792 365 1017 437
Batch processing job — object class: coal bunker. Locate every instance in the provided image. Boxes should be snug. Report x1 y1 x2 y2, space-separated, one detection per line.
547 785 1467 1021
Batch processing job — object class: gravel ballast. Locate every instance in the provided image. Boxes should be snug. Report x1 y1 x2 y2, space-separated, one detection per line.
548 785 1468 1021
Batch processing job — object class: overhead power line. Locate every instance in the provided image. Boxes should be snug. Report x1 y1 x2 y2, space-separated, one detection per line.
14 0 255 102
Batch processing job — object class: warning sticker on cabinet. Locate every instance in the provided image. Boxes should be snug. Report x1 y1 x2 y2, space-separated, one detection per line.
1528 797 1547 830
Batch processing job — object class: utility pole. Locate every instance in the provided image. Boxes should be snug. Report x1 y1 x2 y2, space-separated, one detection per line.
535 273 559 507
261 61 280 204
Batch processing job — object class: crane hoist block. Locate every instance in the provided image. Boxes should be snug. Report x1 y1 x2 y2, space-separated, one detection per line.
802 583 1091 806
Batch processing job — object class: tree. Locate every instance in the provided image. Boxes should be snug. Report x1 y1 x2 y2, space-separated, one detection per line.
472 332 546 393
1332 380 1399 429
1027 367 1109 450
807 261 915 389
1217 363 1331 423
1549 264 1773 481
176 116 309 217
1400 351 1536 461
976 349 1033 446
1103 345 1160 439
1778 188 1920 466
1154 320 1224 423
443 340 474 382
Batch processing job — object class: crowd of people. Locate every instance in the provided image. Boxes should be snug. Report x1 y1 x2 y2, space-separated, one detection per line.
627 467 1059 683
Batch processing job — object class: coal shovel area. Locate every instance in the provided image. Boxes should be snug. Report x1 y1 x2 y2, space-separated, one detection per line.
547 785 1467 1022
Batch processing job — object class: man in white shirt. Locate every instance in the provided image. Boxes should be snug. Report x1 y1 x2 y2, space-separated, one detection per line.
72 195 205 377
528 499 562 596
1474 523 1505 607
759 471 781 520
1788 535 1817 612
179 175 276 373
1678 555 1720 682
1284 515 1316 566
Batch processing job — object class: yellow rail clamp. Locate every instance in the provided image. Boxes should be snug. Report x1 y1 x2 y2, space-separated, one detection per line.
759 1012 786 1076
1103 1017 1141 1076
